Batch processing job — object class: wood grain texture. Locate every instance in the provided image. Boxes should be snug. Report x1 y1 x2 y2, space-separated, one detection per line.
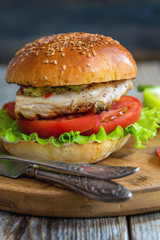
130 213 160 240
0 211 129 240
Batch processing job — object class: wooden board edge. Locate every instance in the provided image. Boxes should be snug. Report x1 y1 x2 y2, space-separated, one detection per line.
0 187 160 217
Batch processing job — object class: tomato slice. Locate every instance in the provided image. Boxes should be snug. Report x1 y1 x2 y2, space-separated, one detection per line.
157 148 160 158
144 87 160 110
83 96 141 135
16 112 101 138
3 102 16 120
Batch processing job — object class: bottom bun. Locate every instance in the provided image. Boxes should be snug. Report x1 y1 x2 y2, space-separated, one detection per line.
3 135 130 164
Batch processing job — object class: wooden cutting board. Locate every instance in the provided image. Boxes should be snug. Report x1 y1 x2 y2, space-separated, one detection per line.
0 130 160 218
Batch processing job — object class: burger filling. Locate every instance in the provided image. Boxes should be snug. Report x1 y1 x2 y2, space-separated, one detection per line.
21 84 89 97
15 80 133 119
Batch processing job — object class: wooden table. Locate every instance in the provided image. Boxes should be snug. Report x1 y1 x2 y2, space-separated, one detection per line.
0 62 160 239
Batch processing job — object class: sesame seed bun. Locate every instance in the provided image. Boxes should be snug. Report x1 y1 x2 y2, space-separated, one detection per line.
5 32 136 87
2 134 130 164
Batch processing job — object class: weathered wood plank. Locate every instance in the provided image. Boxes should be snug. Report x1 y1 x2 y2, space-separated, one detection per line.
130 212 160 240
0 211 30 240
0 211 129 240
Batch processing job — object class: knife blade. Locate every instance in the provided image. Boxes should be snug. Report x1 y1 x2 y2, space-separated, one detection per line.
0 154 139 180
0 158 132 202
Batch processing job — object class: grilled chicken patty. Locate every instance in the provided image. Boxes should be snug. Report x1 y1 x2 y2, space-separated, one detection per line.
15 80 133 119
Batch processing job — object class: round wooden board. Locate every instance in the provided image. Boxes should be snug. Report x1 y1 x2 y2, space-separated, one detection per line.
0 130 160 218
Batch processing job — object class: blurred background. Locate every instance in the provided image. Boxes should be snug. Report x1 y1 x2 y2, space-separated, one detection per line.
0 0 160 63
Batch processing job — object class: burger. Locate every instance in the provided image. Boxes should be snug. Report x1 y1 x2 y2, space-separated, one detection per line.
0 32 159 163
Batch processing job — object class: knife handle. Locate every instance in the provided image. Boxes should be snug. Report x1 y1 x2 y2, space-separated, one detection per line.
26 165 132 202
57 163 139 180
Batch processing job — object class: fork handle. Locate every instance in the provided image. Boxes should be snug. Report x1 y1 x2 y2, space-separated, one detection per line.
26 165 132 202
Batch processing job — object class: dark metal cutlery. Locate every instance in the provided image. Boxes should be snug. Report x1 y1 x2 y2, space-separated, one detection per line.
0 154 139 180
0 154 139 202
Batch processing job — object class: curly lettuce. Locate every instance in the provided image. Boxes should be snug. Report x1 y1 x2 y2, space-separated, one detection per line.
0 107 160 149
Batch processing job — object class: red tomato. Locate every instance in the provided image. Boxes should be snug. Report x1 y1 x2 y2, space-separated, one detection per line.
83 96 141 135
45 92 52 98
157 148 160 158
16 112 101 138
3 102 16 120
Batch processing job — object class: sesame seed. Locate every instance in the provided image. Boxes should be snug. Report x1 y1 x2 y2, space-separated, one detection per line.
45 59 49 63
78 41 82 44
87 53 91 58
86 64 91 67
53 60 57 65
80 51 86 55
35 51 39 56
62 53 65 57
106 37 113 42
63 65 66 70
91 49 96 56
50 60 54 63
44 76 48 80
21 58 24 62
12 63 16 67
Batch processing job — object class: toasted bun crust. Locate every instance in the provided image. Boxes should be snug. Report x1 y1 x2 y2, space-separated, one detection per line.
2 135 130 164
6 33 136 87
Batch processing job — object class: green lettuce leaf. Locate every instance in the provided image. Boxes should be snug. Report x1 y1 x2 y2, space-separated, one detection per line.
0 107 159 149
125 108 160 148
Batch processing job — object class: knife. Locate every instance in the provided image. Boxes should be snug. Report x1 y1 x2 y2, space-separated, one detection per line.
0 157 132 202
0 154 139 180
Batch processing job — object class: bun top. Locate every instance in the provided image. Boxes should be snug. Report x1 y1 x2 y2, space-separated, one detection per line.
6 32 137 87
